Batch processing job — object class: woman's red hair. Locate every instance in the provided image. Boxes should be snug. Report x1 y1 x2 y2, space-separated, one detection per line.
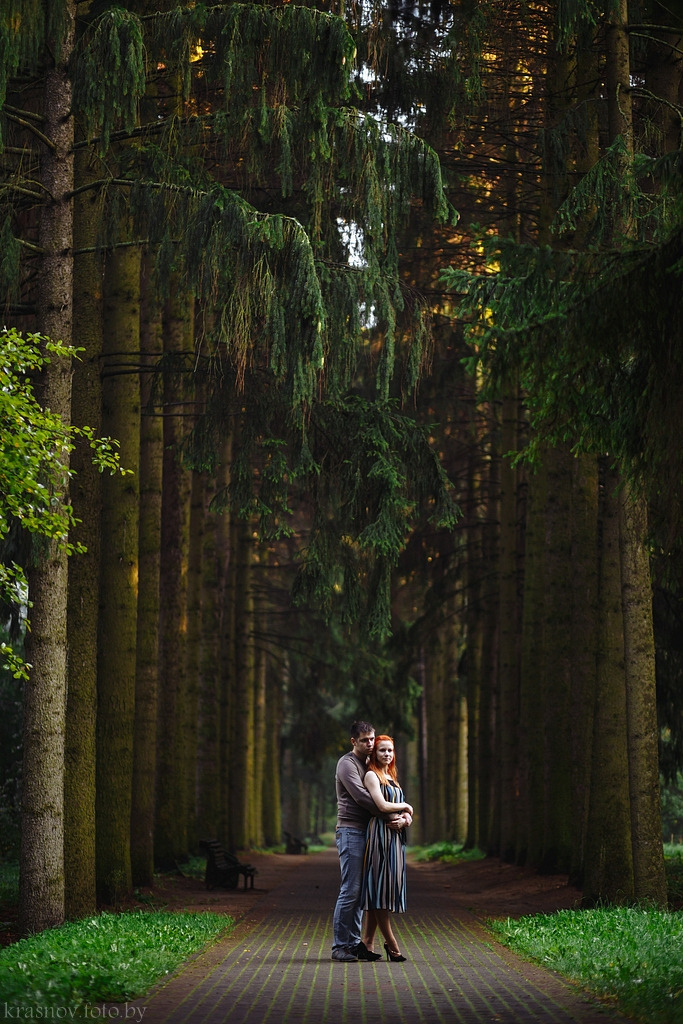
368 735 398 783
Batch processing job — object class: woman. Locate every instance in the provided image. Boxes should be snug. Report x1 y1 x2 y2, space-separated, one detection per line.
360 735 413 962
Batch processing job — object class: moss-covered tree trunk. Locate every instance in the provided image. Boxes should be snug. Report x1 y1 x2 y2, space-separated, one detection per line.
541 445 573 873
262 661 283 846
569 454 599 886
197 442 232 840
21 0 76 934
185 468 205 853
96 243 142 902
130 255 163 886
64 149 102 919
619 485 667 905
498 390 519 862
583 466 634 905
155 291 193 867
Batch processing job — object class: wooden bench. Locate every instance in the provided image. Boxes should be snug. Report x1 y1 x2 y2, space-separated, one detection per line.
284 831 308 855
199 839 257 890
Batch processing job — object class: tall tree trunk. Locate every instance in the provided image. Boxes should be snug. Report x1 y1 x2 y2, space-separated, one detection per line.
21 0 76 934
498 390 519 862
416 650 429 844
517 461 546 868
221 514 238 849
464 451 482 850
456 687 469 844
185 469 205 854
569 454 599 886
197 442 232 840
425 640 446 842
541 445 573 873
606 0 633 149
231 518 255 849
155 290 193 867
262 660 283 846
96 244 141 902
64 148 102 919
479 418 500 855
619 485 667 905
251 551 267 848
130 255 163 886
583 466 634 905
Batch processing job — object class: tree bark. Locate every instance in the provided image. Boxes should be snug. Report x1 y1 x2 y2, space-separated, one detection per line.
569 454 599 886
185 468 205 853
130 254 163 886
583 466 634 905
64 147 101 919
220 514 238 849
196 442 232 841
251 551 267 848
541 445 573 873
498 390 519 862
262 660 283 846
479 420 500 855
619 484 668 905
155 290 193 866
96 243 141 902
21 2 76 933
517 460 546 868
230 518 255 849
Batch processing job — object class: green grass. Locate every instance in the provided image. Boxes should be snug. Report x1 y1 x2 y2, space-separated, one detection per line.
0 910 232 1011
0 860 19 904
176 854 207 880
410 841 486 864
664 849 683 903
663 843 683 859
490 907 683 1024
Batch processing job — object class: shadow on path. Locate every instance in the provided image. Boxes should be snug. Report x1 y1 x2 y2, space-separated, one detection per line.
136 850 625 1024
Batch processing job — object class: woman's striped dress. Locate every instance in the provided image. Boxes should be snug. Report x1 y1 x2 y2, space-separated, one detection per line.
361 777 407 913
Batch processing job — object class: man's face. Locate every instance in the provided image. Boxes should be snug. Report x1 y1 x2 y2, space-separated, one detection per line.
351 731 375 760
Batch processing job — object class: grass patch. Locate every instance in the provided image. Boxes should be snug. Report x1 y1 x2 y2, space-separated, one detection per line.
410 841 485 864
490 907 683 1024
176 855 206 880
664 852 683 903
0 861 19 904
0 910 232 1010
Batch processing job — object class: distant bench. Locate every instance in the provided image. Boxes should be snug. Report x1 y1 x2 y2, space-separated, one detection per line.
199 839 257 890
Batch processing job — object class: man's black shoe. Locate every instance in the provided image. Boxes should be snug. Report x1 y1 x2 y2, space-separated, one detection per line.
354 941 382 962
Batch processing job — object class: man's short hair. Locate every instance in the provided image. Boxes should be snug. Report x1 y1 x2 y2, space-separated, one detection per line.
350 720 374 739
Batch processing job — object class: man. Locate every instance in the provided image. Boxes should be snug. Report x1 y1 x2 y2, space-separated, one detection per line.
331 720 409 962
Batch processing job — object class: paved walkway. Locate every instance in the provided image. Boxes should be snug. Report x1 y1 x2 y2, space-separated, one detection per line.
139 851 624 1024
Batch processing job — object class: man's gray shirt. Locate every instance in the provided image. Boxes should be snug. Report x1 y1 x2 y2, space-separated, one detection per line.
335 751 381 829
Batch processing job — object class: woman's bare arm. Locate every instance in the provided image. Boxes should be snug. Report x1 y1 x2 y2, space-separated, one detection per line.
364 771 413 815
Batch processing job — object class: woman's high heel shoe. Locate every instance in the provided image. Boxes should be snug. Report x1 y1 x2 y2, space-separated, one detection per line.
384 943 406 962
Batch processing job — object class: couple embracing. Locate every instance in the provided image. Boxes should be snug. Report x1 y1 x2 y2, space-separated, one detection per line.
331 720 413 963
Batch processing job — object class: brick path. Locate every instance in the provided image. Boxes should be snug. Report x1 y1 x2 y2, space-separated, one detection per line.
139 850 624 1024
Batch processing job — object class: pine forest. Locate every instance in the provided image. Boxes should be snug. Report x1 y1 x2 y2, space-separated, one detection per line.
1 0 683 941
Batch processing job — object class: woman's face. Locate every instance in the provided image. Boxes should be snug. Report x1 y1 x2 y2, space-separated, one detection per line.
376 741 394 767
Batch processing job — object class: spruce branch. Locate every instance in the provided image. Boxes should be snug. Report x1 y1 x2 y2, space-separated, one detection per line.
1 112 57 152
